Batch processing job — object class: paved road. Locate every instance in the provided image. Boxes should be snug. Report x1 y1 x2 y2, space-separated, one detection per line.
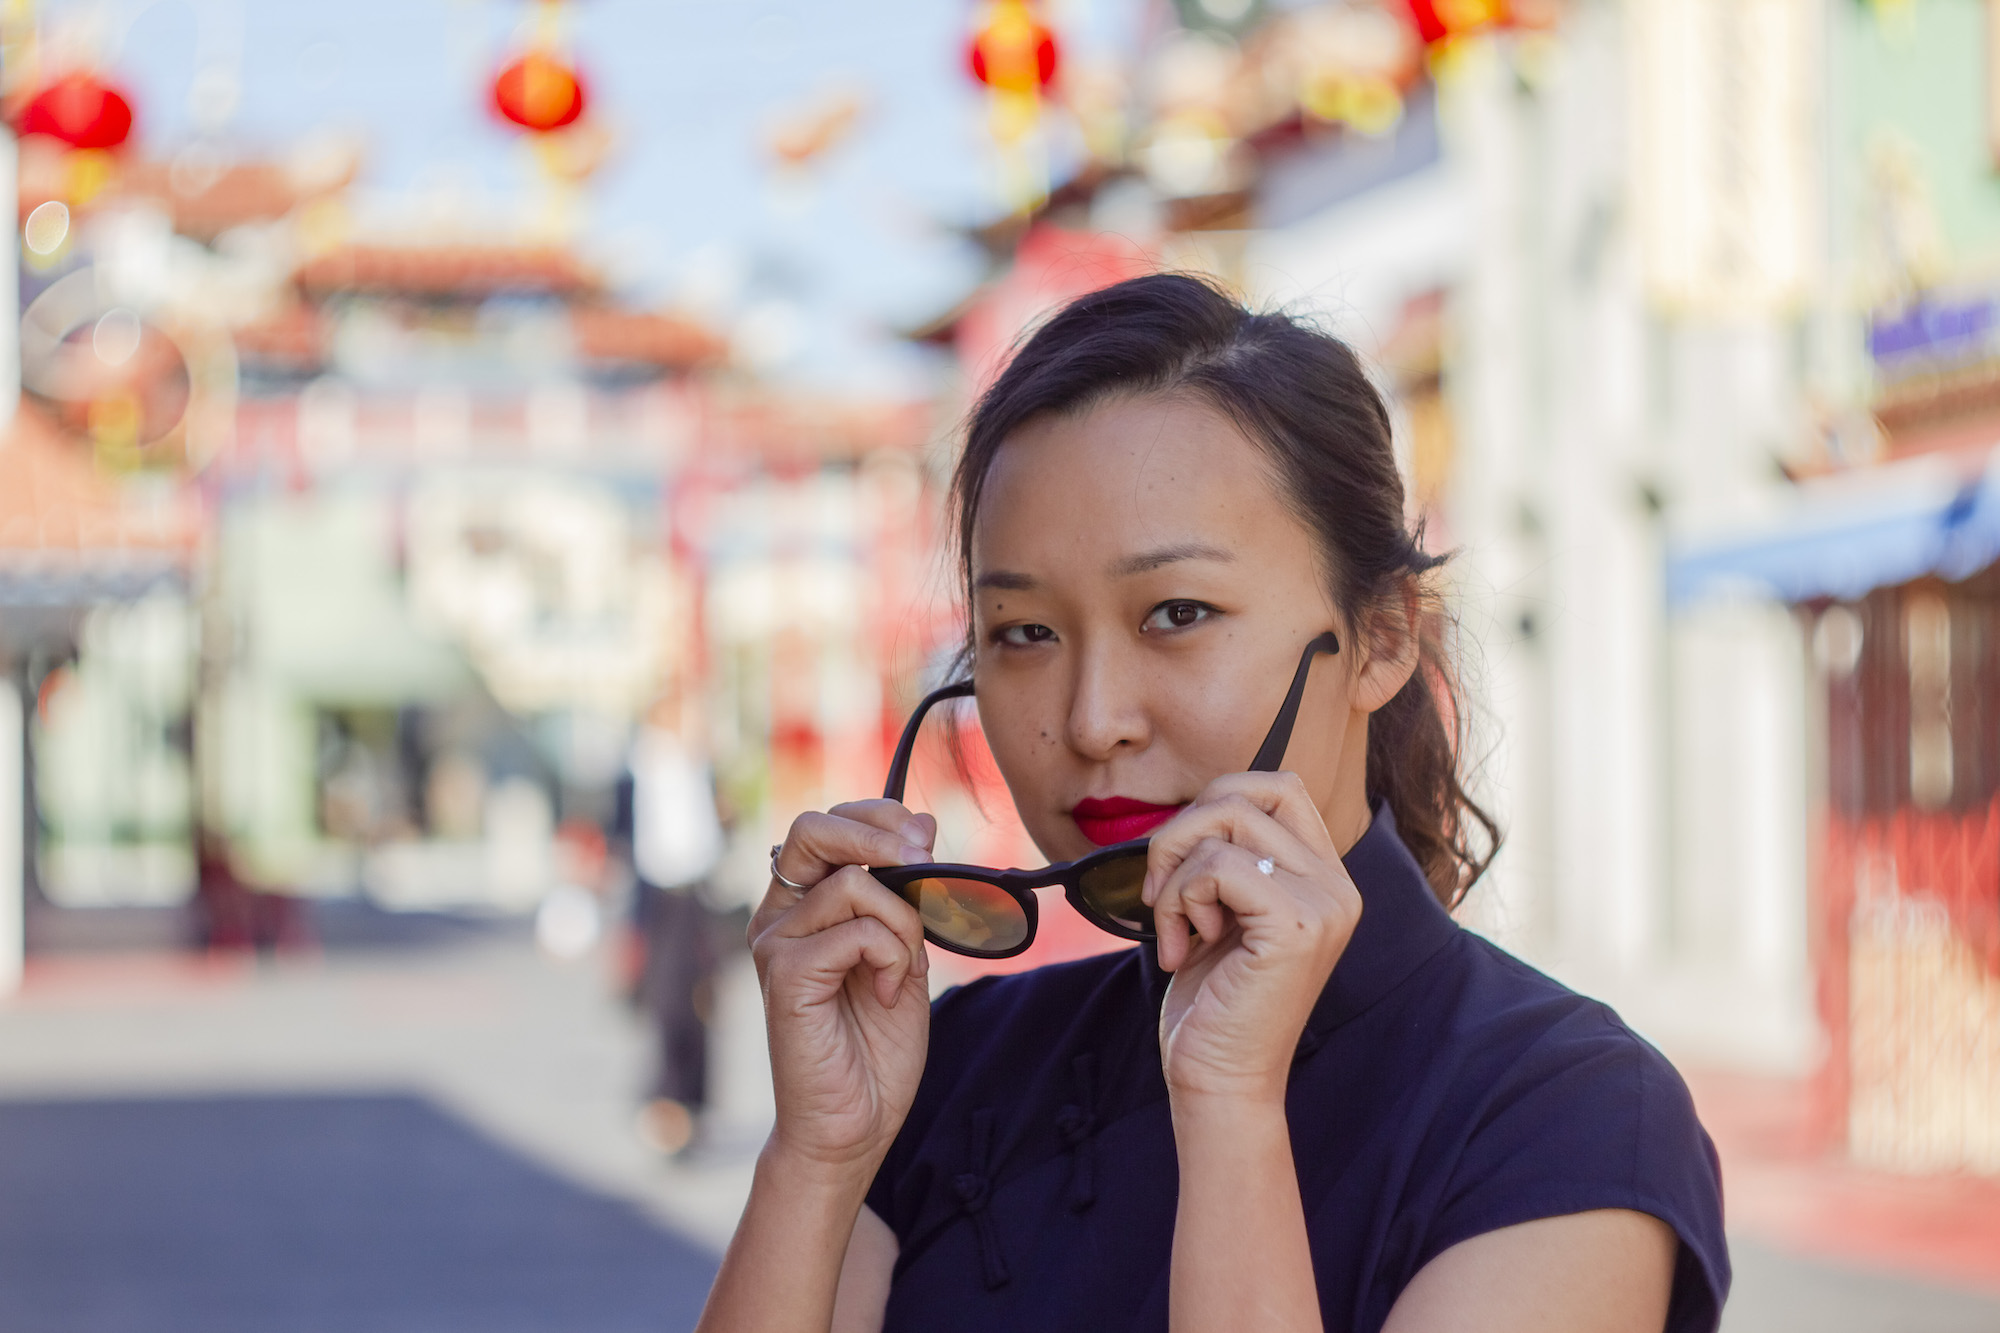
1724 1237 2000 1333
0 914 772 1332
1 915 1996 1332
0 1093 716 1333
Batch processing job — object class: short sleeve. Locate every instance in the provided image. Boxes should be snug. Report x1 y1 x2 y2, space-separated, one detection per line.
1418 1008 1729 1333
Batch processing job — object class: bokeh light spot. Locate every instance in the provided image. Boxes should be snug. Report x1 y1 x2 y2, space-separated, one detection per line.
23 200 69 257
93 309 143 367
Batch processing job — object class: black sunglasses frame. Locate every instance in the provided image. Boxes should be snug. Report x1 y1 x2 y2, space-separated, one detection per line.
872 630 1340 959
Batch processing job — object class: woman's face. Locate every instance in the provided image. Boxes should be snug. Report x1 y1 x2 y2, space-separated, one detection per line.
970 391 1411 865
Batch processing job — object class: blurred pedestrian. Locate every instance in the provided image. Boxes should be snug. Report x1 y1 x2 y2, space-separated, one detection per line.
615 704 727 1157
193 827 308 955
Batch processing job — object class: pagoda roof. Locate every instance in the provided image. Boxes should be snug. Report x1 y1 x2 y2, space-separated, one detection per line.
15 141 355 239
232 302 328 374
297 242 601 300
229 296 724 375
0 404 196 607
570 305 726 370
117 159 349 240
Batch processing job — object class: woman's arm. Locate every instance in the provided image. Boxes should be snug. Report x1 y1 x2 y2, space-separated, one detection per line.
1144 771 1362 1332
702 1155 886 1333
831 1205 900 1333
702 1184 898 1333
696 802 935 1333
1382 1209 1676 1333
1168 1092 1320 1330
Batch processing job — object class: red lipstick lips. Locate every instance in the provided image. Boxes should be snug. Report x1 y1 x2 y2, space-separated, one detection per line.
1070 796 1184 847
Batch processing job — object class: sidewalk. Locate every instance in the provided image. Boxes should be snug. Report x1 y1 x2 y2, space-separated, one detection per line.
4 922 1998 1331
1690 1069 2000 1332
0 922 774 1332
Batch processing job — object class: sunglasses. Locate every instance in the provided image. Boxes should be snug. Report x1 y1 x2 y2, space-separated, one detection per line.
871 631 1341 959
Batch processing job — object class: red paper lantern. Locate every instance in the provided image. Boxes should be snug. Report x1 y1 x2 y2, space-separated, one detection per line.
1404 0 1510 46
21 71 134 151
491 51 587 133
1404 0 1447 43
969 0 1059 94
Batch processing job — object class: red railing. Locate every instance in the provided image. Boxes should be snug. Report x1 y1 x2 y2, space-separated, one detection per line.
1819 797 2000 1161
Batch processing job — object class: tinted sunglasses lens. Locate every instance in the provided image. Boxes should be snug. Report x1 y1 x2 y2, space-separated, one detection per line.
902 877 1029 955
1078 852 1153 934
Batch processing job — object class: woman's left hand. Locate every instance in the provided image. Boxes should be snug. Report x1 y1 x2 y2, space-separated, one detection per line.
1142 771 1362 1105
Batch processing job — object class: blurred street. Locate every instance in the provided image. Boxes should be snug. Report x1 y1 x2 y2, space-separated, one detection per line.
0 918 1995 1332
0 916 775 1332
2 0 2000 1326
1725 1239 2000 1333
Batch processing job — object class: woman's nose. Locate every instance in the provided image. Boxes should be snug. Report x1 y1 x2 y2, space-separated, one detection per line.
1063 657 1152 761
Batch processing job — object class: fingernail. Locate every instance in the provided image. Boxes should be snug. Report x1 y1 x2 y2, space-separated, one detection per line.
898 844 931 865
901 820 929 846
915 946 930 977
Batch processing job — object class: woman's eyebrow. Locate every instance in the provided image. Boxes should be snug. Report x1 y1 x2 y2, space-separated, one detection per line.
975 570 1038 591
1109 542 1236 576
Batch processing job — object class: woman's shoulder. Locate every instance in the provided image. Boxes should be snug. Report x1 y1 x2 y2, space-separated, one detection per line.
1362 930 1728 1330
1432 931 1691 1085
1378 929 1712 1161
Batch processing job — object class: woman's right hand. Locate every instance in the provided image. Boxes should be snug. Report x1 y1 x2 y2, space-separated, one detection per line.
752 800 937 1178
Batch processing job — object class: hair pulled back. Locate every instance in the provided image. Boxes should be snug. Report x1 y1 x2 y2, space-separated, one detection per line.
952 272 1498 906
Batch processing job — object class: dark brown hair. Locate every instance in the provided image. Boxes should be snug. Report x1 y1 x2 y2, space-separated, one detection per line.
951 272 1498 905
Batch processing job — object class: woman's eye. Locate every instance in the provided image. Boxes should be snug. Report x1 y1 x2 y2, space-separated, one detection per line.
997 623 1057 647
1142 601 1215 632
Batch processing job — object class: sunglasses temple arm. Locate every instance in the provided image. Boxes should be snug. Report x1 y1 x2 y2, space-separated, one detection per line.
881 680 978 801
1247 631 1342 773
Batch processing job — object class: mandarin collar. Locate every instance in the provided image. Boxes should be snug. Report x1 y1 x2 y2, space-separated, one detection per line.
1137 803 1459 1039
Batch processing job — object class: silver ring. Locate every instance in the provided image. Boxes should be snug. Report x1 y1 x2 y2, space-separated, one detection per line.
769 844 812 892
1255 856 1276 876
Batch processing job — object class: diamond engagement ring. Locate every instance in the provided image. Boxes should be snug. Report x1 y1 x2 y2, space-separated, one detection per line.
1255 856 1276 876
769 844 812 892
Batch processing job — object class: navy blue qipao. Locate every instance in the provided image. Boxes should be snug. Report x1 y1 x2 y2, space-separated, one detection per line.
864 806 1729 1332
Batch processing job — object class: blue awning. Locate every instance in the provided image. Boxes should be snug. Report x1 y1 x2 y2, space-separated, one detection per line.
1666 450 2000 606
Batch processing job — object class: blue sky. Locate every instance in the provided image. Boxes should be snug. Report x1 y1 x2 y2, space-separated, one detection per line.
72 0 1147 394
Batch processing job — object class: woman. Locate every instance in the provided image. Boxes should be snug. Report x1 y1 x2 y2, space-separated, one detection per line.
699 274 1727 1332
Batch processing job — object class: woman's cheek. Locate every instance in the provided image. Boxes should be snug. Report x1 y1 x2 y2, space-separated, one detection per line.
986 709 1055 781
986 730 1073 857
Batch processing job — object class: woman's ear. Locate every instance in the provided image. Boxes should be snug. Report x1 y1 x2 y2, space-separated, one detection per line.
1351 584 1422 714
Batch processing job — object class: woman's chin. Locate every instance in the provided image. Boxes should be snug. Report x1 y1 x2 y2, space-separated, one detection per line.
1024 826 1096 866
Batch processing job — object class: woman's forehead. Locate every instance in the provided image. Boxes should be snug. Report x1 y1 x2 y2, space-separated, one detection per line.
971 394 1304 573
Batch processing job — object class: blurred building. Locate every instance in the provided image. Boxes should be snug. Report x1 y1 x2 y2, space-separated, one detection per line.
1435 0 1820 1077
1657 0 2000 1173
1324 0 2000 1176
1236 0 2000 1178
0 108 949 977
928 0 2000 1175
5 0 1995 1179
